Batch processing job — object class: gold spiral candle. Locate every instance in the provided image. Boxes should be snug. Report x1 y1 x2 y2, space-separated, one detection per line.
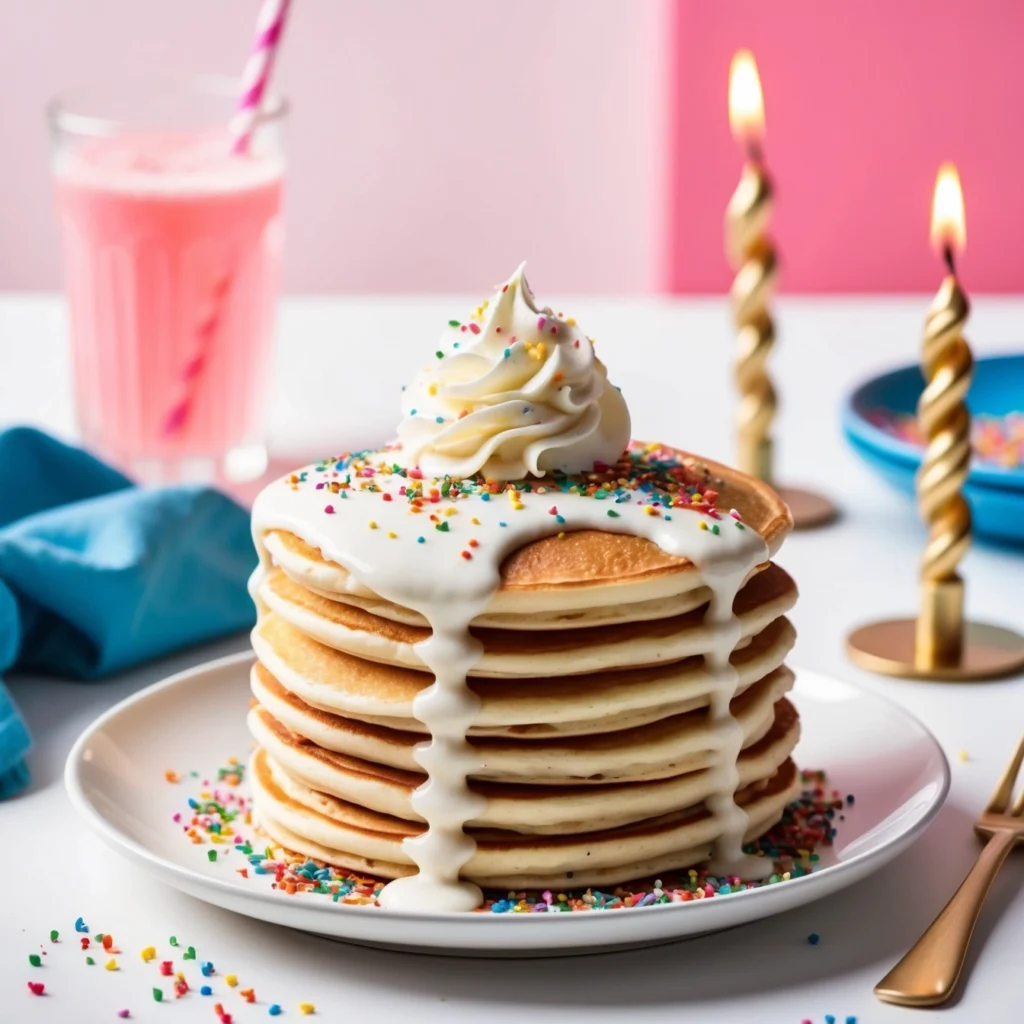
915 164 972 668
727 50 776 484
846 161 1024 681
727 162 777 482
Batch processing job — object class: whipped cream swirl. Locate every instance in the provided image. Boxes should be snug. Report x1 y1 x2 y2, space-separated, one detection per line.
397 263 631 481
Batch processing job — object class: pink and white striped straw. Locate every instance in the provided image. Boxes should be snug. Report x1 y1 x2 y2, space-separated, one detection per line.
229 0 293 154
162 0 292 441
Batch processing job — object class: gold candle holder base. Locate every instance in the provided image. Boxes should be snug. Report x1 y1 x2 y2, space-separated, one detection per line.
846 617 1024 682
776 486 839 531
738 438 839 530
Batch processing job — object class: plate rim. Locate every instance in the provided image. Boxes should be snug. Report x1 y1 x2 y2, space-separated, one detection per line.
65 651 951 928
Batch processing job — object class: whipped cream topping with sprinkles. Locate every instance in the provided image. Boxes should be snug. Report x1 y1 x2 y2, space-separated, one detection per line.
396 263 630 482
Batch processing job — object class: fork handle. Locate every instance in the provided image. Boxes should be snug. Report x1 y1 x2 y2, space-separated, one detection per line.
875 830 1017 1007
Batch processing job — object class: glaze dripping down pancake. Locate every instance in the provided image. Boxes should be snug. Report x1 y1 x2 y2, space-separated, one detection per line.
250 611 797 736
250 747 801 889
247 438 801 904
248 696 801 834
256 561 797 678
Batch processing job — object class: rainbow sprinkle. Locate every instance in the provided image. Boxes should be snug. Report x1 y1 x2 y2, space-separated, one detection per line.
287 442 735 569
21 918 320 1018
869 409 1024 468
172 767 846 912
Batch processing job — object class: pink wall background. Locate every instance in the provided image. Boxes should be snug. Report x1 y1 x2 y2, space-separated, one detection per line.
668 0 1024 294
0 0 666 295
2 2 1023 294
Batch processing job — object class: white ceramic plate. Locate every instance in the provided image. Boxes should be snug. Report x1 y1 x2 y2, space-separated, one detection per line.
66 653 948 957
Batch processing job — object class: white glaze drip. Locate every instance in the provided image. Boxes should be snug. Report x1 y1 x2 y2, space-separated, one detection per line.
379 625 489 911
701 563 778 881
250 450 774 911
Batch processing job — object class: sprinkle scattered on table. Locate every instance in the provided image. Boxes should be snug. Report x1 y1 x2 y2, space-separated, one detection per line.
20 918 323 1017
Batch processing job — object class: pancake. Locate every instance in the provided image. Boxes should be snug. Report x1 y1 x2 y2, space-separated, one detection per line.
250 660 795 783
249 353 803 905
286 559 718 630
257 561 797 678
258 447 791 622
248 697 800 834
252 611 797 736
250 747 801 889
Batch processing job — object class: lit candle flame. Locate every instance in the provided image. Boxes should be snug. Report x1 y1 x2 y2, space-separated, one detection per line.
930 162 966 257
729 50 765 143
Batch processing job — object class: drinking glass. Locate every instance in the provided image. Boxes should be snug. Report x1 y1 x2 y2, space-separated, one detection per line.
49 74 286 484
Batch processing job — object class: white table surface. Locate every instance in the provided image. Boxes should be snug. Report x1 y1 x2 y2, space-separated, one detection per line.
1 293 1022 1023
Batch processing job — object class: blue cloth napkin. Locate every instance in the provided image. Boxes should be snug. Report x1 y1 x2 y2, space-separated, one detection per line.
0 427 257 798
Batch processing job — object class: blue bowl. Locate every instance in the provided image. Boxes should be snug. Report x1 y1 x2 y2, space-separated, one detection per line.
842 354 1024 547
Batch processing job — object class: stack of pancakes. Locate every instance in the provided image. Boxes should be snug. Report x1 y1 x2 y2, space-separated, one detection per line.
248 460 801 890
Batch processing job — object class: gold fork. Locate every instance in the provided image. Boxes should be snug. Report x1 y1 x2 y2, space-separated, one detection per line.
875 733 1024 1007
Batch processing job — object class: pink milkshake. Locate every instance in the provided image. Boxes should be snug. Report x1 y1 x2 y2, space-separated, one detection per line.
50 78 286 484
